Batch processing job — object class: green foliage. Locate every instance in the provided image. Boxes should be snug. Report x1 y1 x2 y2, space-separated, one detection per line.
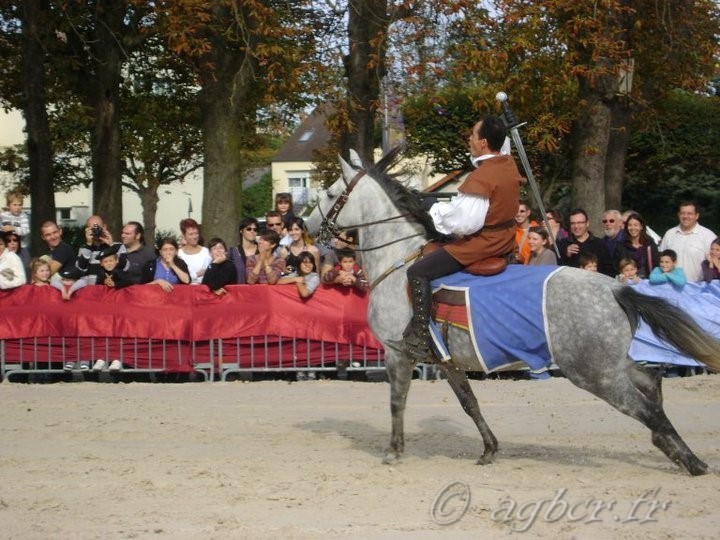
240 172 273 220
624 91 720 232
401 87 479 172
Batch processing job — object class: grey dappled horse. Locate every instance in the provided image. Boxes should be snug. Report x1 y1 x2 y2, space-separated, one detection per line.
306 148 720 475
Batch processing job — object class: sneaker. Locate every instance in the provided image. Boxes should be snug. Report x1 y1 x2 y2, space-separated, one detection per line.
92 359 106 371
307 371 317 381
108 360 122 372
64 362 75 371
79 361 90 371
296 372 307 381
351 361 361 368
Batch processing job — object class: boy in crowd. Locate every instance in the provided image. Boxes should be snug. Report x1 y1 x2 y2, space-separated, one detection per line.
1 190 30 249
650 249 687 288
322 248 368 293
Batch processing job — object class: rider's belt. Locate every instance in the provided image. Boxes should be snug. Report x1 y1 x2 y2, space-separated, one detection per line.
481 219 516 231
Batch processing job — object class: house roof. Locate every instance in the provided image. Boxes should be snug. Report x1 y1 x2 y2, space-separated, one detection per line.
423 170 466 192
272 107 331 163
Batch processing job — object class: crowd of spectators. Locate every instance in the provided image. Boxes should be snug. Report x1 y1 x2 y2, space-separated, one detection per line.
514 200 718 290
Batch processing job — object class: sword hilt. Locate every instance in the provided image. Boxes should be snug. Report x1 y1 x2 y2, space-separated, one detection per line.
496 91 520 129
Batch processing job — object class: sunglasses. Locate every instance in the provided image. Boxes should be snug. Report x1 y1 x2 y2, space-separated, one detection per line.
245 227 258 231
602 219 615 224
267 222 283 227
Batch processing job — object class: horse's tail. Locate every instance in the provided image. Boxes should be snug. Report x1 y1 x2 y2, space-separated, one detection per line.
613 286 720 372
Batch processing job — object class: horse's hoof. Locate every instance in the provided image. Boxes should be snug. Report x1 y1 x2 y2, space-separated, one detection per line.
688 459 709 476
383 451 401 465
476 452 496 466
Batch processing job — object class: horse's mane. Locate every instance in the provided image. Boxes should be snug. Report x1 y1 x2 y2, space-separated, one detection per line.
365 146 440 239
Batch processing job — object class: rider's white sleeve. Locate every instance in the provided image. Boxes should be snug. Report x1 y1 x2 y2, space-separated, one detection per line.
428 192 489 236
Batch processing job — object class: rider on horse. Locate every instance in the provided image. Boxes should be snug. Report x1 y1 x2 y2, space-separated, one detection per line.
396 115 523 360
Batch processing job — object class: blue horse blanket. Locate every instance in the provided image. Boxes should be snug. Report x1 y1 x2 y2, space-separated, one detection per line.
430 265 561 373
430 266 720 371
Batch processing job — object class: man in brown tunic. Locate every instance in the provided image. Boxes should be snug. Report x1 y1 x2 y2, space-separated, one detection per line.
396 115 522 360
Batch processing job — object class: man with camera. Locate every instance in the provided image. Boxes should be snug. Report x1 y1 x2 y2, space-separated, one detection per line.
75 215 119 279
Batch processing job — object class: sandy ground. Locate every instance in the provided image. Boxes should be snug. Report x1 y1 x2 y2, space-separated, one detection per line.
1 375 719 539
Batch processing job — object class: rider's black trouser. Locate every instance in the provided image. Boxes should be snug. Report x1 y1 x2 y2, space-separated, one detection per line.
407 247 464 281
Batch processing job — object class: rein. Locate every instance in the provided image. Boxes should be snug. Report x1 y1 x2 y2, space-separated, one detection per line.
316 164 429 288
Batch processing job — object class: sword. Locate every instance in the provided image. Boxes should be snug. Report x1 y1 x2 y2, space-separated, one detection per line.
496 91 560 259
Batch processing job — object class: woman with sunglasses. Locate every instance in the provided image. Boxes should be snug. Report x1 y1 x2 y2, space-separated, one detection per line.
228 217 260 284
3 232 30 283
542 209 568 248
0 231 26 288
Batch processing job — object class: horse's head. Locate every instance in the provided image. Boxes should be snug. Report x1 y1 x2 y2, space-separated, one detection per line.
306 150 369 245
307 146 440 249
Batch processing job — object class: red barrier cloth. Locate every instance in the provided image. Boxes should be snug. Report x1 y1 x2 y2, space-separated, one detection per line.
0 284 382 347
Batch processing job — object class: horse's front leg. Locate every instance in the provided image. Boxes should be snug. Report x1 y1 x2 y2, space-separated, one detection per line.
437 363 498 464
383 351 415 464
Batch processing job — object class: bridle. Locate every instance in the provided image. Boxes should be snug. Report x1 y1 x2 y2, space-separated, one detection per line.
315 166 426 289
316 167 425 253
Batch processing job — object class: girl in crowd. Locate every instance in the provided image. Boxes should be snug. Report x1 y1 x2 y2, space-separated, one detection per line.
614 212 658 279
280 217 321 275
702 237 720 283
203 237 237 295
30 258 52 286
617 258 641 284
177 218 211 284
274 192 296 230
228 217 260 284
142 237 191 292
526 226 558 266
246 230 285 284
278 251 320 298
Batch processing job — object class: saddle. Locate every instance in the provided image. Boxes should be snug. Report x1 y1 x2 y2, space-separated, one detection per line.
421 242 510 307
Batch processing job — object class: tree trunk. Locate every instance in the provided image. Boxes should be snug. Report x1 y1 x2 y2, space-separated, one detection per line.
21 0 55 250
570 93 611 232
138 187 159 246
341 0 389 166
604 99 631 212
87 1 125 235
198 1 258 243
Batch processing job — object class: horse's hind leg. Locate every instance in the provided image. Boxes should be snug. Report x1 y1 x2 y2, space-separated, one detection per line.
383 352 415 464
565 365 707 475
437 364 498 465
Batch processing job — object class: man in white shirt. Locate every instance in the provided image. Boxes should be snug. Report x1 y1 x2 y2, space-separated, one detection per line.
659 201 716 282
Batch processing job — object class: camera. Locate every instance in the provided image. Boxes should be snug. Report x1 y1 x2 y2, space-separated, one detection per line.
91 224 103 239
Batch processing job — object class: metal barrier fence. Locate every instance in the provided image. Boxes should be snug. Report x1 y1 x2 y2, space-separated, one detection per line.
0 335 386 382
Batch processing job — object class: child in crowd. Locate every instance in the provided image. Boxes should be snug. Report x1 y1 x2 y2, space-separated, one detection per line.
650 249 687 288
527 226 557 266
616 258 641 284
322 248 368 293
278 250 320 298
30 258 51 286
0 190 30 249
702 237 720 283
578 253 598 272
91 245 133 289
274 192 296 230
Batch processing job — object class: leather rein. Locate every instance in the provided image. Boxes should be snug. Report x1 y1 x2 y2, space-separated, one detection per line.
315 168 425 289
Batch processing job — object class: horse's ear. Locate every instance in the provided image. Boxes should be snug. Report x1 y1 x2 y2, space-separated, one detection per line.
349 149 362 168
338 154 356 182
